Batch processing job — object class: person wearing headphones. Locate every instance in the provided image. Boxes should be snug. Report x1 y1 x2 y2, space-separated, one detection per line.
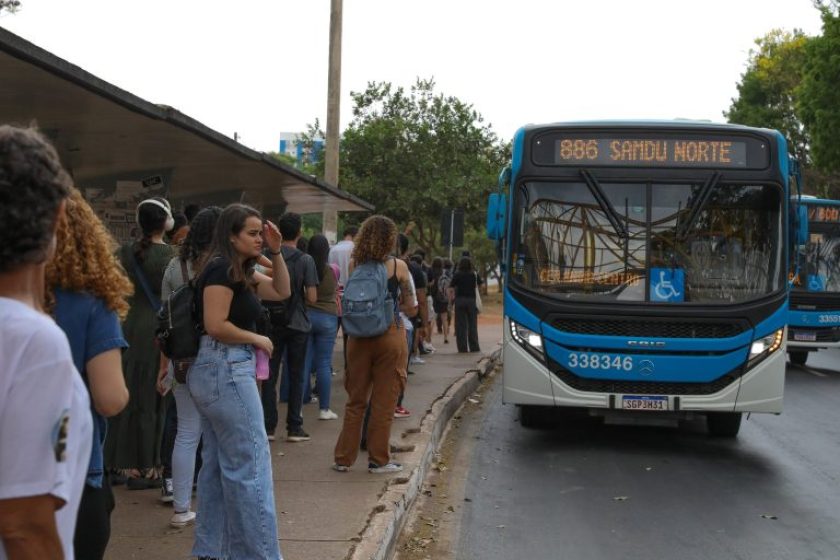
104 197 176 489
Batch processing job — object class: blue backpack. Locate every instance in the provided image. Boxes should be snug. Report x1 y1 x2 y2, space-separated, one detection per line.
341 259 397 338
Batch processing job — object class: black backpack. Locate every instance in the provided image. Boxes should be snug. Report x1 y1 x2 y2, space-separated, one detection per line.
264 249 311 334
156 260 201 364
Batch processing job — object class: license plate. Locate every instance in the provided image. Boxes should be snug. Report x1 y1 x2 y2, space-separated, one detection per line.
622 395 668 411
793 331 817 342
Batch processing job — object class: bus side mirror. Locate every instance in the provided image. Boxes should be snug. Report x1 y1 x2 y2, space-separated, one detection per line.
487 193 507 241
797 205 808 246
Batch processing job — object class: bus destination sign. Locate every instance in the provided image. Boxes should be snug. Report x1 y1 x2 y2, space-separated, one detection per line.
808 205 840 223
530 132 770 169
554 138 747 168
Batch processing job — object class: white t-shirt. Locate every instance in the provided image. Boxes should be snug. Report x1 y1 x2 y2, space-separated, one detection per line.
328 239 354 286
0 297 92 560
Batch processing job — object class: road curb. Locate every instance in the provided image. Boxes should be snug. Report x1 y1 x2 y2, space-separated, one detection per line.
348 350 500 560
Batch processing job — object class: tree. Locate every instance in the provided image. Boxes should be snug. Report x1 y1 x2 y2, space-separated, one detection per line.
0 0 20 13
335 79 510 258
724 29 811 165
726 19 840 197
798 3 840 175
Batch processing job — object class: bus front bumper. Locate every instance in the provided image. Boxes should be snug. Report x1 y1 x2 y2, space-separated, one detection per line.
502 337 785 414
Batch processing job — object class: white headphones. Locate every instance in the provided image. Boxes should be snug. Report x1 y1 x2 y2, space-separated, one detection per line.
136 198 175 232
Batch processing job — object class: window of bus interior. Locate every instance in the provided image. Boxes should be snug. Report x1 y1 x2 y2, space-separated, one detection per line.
797 219 840 293
510 180 783 303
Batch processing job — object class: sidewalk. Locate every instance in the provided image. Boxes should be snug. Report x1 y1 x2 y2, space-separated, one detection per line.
105 317 503 560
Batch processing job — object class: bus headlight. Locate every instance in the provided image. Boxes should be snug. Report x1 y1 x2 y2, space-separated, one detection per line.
747 329 784 368
510 320 544 361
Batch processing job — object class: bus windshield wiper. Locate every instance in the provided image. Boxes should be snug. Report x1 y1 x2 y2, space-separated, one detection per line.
677 171 721 240
580 169 628 238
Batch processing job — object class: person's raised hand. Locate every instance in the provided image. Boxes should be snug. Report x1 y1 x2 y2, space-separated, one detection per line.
263 220 283 254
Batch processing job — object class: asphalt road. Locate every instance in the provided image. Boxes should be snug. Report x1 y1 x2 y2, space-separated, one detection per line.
456 349 840 560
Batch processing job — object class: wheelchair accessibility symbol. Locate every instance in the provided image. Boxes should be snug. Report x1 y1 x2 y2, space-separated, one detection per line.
650 268 685 303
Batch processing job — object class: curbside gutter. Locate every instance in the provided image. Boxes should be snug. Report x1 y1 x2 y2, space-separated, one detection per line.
347 349 502 560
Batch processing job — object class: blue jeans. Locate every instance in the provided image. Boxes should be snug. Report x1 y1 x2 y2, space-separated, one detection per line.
303 310 339 410
187 336 282 560
172 383 201 513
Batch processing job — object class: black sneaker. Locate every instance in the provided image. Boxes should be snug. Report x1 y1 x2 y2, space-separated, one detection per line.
159 478 174 503
286 428 311 442
126 477 162 491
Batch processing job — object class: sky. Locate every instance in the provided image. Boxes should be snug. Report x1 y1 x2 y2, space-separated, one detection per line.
0 0 826 153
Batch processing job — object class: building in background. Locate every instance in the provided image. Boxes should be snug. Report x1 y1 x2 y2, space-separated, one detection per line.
278 132 324 167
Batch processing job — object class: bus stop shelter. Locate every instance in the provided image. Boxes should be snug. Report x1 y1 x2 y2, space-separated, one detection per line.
0 26 372 242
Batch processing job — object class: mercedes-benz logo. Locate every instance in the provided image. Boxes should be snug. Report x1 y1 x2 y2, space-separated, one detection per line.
638 359 655 376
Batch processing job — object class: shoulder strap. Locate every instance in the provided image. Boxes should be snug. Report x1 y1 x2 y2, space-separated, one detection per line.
281 249 306 303
180 259 189 283
129 247 161 310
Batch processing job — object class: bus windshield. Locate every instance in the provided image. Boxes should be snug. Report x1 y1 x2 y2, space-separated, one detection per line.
510 179 783 304
797 212 840 293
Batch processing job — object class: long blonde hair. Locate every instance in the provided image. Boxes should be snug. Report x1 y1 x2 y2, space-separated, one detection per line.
45 187 134 319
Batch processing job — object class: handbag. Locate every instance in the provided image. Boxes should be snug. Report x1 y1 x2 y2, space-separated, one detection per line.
172 260 196 384
173 359 193 384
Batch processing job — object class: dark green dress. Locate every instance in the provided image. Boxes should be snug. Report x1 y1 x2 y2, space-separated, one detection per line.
105 242 175 470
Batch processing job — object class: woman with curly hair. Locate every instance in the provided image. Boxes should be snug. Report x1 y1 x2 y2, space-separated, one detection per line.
105 197 176 487
333 215 416 474
46 187 132 560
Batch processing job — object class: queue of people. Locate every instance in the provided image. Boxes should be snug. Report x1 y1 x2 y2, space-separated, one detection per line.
0 124 485 560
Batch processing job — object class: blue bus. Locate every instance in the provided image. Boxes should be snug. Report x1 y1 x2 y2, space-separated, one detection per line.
788 196 840 366
486 121 796 437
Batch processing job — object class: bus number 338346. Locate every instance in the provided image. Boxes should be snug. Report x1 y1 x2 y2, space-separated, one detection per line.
568 353 634 371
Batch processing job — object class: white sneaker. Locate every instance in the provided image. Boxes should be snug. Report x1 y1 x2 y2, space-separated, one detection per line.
170 510 196 528
409 356 425 365
319 409 339 420
368 462 403 474
309 396 319 404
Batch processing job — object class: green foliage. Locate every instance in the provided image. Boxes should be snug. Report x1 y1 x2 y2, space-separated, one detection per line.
0 0 21 13
724 29 811 164
726 12 840 196
335 78 510 260
463 228 501 291
300 213 323 242
798 5 840 174
267 151 299 168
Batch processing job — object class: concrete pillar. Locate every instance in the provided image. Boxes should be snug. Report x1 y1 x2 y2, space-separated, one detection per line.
323 208 338 245
323 0 342 245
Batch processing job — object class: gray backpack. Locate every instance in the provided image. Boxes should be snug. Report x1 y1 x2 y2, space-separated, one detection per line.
341 259 397 338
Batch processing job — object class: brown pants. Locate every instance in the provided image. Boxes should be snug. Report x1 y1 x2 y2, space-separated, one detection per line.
334 323 407 468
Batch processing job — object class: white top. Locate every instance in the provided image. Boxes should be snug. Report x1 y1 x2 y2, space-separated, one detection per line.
328 239 355 286
0 297 92 560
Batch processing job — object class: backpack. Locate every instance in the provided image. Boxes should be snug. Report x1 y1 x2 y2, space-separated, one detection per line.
341 259 397 338
156 260 201 366
264 249 311 334
436 272 451 302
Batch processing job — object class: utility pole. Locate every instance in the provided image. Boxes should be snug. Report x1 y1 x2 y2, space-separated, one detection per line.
323 0 342 244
